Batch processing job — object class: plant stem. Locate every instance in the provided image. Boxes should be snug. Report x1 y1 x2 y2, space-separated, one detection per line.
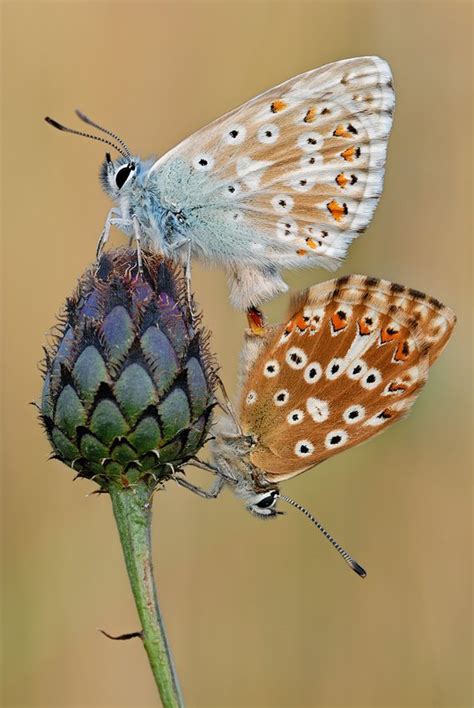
109 481 184 707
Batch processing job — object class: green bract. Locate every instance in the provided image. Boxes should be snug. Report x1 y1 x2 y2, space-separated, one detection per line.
40 249 217 489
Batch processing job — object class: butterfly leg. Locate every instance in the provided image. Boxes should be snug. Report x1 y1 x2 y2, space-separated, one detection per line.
107 216 142 274
183 239 196 323
132 215 143 274
168 237 196 322
96 207 121 259
174 474 225 500
215 377 243 436
187 457 236 484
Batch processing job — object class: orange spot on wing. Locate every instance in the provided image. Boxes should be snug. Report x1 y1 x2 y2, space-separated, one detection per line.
286 320 296 332
327 200 348 221
388 382 408 394
358 317 373 336
295 315 309 331
335 173 348 188
296 248 308 256
271 100 287 113
305 237 318 249
303 107 317 123
333 124 352 138
394 340 411 362
331 311 348 332
341 146 361 162
381 326 400 344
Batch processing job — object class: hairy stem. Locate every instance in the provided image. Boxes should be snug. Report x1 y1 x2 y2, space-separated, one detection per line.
109 481 184 707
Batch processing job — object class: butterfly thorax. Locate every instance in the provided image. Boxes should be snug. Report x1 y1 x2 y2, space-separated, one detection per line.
211 416 273 494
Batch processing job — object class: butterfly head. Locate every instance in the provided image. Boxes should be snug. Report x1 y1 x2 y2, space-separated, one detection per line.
236 484 281 518
211 419 281 518
44 110 143 199
99 153 139 198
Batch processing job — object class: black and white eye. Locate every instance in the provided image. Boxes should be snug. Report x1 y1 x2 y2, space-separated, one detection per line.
255 491 278 509
115 163 135 190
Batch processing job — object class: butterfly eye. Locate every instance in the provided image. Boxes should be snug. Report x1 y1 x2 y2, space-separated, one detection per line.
115 163 135 189
255 491 278 509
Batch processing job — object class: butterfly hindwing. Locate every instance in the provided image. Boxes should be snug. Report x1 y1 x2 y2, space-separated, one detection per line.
150 57 394 276
239 275 456 480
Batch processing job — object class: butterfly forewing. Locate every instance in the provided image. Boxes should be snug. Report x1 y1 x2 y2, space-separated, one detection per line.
239 275 456 480
150 57 394 271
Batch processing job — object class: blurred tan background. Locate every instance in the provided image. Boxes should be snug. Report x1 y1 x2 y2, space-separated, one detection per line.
2 1 472 707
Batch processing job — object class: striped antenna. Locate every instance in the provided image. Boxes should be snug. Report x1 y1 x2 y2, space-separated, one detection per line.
279 494 367 578
75 109 132 158
44 116 129 159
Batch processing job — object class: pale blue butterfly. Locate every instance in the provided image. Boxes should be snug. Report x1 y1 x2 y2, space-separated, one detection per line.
46 56 394 312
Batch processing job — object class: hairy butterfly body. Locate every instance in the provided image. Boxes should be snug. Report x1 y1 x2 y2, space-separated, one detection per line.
177 275 455 577
46 57 394 310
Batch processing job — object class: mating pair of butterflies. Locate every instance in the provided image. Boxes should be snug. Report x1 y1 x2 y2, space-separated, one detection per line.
46 57 456 575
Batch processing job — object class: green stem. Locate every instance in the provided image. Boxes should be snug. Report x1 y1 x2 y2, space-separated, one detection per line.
109 481 184 708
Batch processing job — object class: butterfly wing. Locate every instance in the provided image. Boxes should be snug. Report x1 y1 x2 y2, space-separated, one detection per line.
239 275 456 481
148 58 394 306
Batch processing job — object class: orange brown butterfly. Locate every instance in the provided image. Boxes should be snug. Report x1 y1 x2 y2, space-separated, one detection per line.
175 275 456 578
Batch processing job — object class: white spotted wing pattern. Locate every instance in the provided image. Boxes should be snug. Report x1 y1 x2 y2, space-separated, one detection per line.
239 275 456 480
150 57 395 308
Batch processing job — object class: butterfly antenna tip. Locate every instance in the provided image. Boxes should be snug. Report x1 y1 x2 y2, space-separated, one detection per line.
279 494 367 578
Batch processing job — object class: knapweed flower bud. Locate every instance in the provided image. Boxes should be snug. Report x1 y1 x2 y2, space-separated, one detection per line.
40 249 217 489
